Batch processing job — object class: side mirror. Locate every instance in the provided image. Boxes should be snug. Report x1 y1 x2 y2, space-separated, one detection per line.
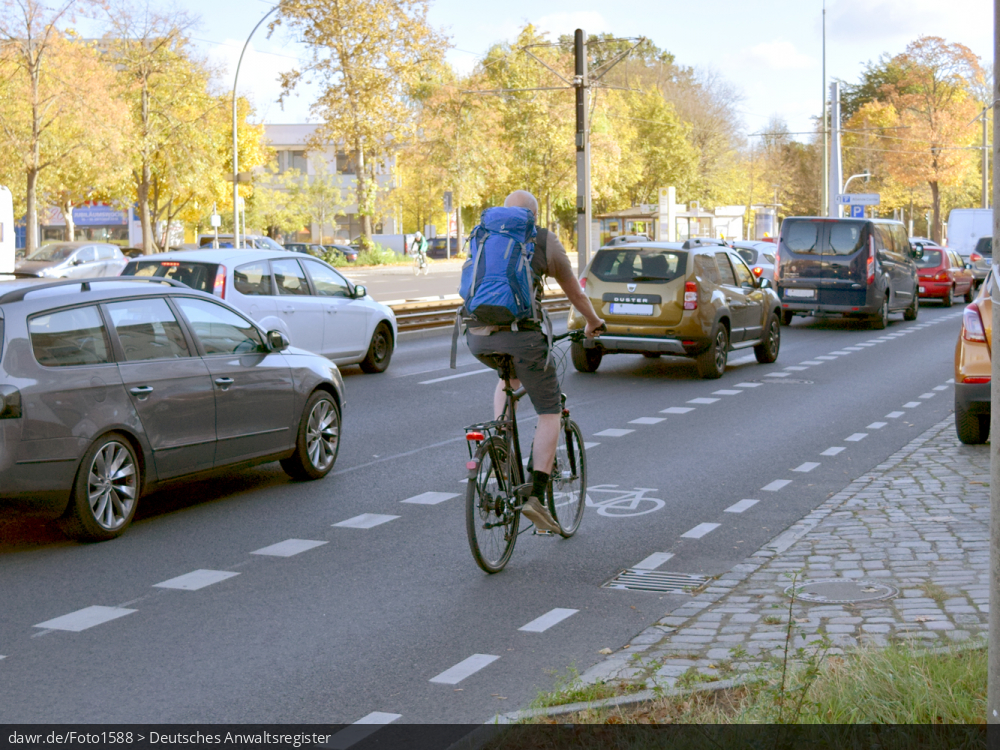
267 330 290 351
910 247 923 260
966 263 973 270
353 285 367 299
759 278 773 290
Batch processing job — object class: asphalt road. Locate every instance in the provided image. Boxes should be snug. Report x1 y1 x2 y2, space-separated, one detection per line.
0 302 964 731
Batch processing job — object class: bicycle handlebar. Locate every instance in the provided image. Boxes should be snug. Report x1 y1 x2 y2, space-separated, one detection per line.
553 324 607 343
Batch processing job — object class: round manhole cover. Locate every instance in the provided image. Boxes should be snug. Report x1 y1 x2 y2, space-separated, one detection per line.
785 579 898 604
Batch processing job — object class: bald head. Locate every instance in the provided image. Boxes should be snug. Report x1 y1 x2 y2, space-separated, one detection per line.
504 190 539 217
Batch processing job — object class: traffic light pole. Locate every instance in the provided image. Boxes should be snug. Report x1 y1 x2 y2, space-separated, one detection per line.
574 29 592 270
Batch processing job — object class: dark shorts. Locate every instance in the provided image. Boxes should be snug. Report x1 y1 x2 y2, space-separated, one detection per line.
466 329 561 415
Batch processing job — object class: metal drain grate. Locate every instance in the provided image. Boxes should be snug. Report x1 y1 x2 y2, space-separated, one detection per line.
603 569 712 593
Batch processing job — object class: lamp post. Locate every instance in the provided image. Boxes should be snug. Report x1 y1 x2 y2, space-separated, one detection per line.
232 6 278 249
841 171 871 194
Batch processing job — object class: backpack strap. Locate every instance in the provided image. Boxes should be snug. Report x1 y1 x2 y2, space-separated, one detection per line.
450 307 465 369
467 229 489 299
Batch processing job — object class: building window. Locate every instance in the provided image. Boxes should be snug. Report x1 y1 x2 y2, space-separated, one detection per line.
336 151 357 175
278 150 308 174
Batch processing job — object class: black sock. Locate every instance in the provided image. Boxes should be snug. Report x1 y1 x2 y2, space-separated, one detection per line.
531 470 550 499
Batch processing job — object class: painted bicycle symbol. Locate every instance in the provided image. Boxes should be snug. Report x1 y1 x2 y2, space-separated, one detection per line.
585 485 665 517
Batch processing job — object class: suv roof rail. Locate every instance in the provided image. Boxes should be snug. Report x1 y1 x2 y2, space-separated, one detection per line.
681 237 728 250
0 276 187 305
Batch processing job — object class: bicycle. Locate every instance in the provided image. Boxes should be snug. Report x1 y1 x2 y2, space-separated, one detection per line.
412 253 429 275
463 329 592 573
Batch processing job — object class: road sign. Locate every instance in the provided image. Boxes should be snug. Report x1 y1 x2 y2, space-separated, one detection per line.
838 193 880 206
210 213 221 228
443 191 453 214
850 205 865 218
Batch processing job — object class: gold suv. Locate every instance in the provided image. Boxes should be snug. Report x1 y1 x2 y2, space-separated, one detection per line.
954 268 992 444
568 239 783 378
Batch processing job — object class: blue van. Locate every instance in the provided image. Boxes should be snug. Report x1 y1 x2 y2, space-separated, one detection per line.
776 217 921 329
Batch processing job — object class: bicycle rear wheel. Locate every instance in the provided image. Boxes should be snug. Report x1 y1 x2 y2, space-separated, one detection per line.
547 419 586 537
466 436 519 572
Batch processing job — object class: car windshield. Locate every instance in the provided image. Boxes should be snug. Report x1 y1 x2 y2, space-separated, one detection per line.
915 249 944 268
975 237 993 257
27 243 77 261
123 260 218 292
734 248 758 264
590 248 687 284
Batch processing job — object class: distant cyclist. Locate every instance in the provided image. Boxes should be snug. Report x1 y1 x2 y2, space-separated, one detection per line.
463 190 604 533
411 231 428 270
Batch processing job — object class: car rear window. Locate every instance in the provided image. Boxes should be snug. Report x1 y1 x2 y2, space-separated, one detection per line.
916 249 944 268
590 248 687 284
124 260 219 292
780 219 866 257
735 248 758 264
975 237 992 257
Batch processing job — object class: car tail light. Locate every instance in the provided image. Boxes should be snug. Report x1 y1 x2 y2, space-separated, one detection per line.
683 281 698 310
161 261 180 267
213 265 227 298
934 271 949 281
0 385 21 419
972 252 983 262
963 376 991 383
963 302 987 343
867 236 875 284
752 266 763 277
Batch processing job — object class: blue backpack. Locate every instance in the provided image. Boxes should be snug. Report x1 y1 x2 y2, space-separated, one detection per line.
459 206 539 325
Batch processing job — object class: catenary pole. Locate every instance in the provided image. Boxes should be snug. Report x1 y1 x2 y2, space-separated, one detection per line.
984 105 990 209
822 0 828 217
574 29 592 269
233 6 278 248
990 0 999 725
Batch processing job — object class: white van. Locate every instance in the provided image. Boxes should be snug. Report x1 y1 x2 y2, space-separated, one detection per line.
947 208 992 257
0 185 13 275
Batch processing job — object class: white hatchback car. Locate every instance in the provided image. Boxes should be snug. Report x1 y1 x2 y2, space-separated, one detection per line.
122 249 397 372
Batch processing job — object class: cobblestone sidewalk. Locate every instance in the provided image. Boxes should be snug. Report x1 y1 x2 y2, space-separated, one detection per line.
581 417 990 689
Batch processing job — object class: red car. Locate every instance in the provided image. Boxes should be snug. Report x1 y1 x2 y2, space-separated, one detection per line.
917 246 975 306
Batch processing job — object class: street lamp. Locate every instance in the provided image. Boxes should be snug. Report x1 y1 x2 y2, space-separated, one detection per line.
842 170 871 194
232 5 278 249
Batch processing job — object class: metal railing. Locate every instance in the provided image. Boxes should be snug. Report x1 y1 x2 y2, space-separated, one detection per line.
389 290 571 333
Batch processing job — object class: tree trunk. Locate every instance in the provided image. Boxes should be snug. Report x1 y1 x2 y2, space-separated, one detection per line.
930 180 942 244
456 187 464 254
138 162 154 254
62 199 75 242
356 139 372 247
25 168 39 253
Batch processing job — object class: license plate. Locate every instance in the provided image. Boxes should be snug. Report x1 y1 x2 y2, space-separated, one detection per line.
610 303 654 316
919 286 925 292
986 259 992 266
785 288 815 299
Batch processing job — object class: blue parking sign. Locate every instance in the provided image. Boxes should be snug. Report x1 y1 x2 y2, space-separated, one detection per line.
850 204 865 218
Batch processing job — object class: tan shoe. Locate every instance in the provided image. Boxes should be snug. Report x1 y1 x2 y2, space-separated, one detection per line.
520 496 561 534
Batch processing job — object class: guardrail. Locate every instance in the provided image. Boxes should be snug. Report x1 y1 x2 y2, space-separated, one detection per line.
389 291 571 333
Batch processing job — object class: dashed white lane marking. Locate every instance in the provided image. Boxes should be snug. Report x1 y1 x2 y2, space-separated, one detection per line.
856 343 876 347
762 479 792 491
430 654 500 684
783 366 809 371
687 397 720 404
947 378 955 384
843 347 864 351
634 552 675 570
518 608 579 633
867 422 887 430
584 442 600 450
252 539 327 557
800 360 824 365
34 606 136 632
327 713 402 750
630 417 665 425
792 462 820 472
725 499 759 513
829 350 852 355
594 428 635 437
765 372 791 378
933 385 949 391
420 369 493 385
661 407 695 414
712 389 743 395
844 433 868 442
919 392 936 399
821 447 845 456
903 401 922 408
814 355 838 360
886 411 905 418
154 570 240 591
334 514 400 529
735 382 763 388
402 492 459 505
682 522 720 539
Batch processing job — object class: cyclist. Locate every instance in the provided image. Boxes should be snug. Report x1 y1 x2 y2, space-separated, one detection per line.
466 190 604 534
411 231 428 270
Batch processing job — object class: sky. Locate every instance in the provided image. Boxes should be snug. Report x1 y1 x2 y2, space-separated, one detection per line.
157 0 993 142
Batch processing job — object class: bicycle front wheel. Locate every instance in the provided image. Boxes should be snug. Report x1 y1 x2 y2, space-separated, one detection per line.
547 419 586 537
413 257 421 275
466 436 518 573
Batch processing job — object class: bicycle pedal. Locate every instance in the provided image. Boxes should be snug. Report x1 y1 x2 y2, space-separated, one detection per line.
532 529 557 537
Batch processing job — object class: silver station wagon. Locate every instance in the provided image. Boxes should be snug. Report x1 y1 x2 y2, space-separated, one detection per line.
0 277 345 541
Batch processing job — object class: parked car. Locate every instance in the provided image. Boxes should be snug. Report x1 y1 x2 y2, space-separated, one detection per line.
731 241 777 282
14 242 128 279
776 217 920 328
916 245 975 306
283 242 309 254
198 234 286 251
426 236 459 259
567 239 782 378
954 268 992 444
966 236 992 285
122 249 396 373
0 276 345 540
324 244 359 262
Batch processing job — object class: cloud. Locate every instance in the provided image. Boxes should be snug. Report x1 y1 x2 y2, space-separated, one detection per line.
826 0 991 55
744 40 816 71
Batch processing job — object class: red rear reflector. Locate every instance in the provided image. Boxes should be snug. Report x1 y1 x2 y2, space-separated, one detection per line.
752 266 763 277
963 303 987 343
161 261 180 267
683 281 698 310
213 265 227 298
466 432 485 441
580 277 587 289
867 236 875 284
466 460 479 470
963 376 990 383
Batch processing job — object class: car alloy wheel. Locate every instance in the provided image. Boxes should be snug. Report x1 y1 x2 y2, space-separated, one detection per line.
305 399 339 472
87 441 137 531
713 329 727 371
